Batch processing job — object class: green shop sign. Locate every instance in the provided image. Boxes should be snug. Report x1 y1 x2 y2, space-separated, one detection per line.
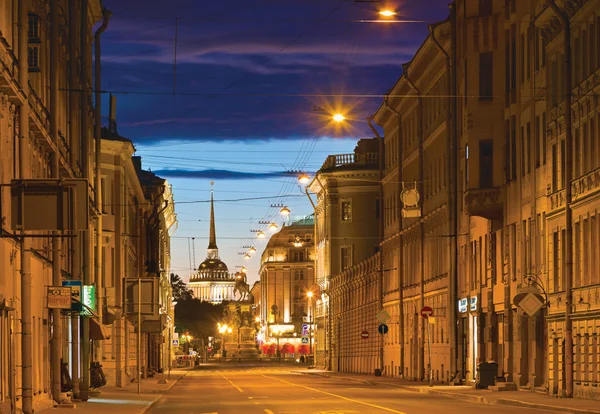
83 285 96 313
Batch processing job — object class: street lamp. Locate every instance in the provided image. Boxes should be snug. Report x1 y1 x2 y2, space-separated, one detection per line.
307 291 315 366
332 113 345 123
268 223 279 232
257 231 266 239
379 9 396 17
218 324 231 361
279 206 291 216
298 173 310 184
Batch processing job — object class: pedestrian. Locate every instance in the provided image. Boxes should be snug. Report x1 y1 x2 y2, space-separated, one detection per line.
300 355 305 364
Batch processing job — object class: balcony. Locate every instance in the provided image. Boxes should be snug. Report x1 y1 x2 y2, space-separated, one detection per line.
319 153 378 170
0 35 23 103
547 188 565 215
571 167 600 203
464 187 503 220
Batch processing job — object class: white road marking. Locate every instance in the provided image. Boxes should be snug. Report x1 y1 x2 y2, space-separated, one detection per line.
221 374 244 393
260 374 407 414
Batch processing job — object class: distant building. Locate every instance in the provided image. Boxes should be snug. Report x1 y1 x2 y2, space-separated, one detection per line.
188 184 236 303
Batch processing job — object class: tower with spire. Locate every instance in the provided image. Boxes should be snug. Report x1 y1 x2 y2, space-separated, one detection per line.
188 182 235 303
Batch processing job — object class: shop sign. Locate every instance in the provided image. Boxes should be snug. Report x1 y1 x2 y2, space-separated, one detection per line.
470 296 478 312
458 298 468 313
83 285 96 312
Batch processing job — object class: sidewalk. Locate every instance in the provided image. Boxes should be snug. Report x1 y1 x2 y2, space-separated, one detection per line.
295 369 600 414
41 369 190 414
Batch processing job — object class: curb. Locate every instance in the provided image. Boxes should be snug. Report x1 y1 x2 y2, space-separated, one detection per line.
496 398 600 414
136 371 189 414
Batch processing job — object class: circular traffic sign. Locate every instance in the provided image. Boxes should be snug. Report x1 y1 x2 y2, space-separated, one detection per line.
361 330 369 339
420 306 433 319
378 324 389 334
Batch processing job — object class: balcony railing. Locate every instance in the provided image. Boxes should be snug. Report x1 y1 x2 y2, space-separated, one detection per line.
547 188 565 214
464 187 503 220
0 34 18 88
571 166 600 203
320 152 378 170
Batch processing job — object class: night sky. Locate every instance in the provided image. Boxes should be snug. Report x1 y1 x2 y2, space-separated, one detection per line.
99 0 451 283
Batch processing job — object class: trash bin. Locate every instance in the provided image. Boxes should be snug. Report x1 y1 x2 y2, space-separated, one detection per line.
374 368 382 377
476 361 498 389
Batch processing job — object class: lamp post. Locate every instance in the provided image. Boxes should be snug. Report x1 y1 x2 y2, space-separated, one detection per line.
218 324 231 362
307 291 315 366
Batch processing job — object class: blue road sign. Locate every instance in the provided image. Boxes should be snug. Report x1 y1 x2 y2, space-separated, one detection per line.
301 337 309 344
378 324 389 334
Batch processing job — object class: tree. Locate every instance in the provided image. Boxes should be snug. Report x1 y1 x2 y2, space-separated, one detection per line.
174 298 226 344
170 273 192 302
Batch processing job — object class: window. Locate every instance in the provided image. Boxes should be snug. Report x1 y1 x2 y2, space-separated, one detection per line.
341 200 352 222
542 112 547 164
511 116 517 180
479 51 493 100
479 0 492 15
465 144 469 186
526 122 531 174
375 199 380 220
341 246 352 271
479 140 493 188
535 116 541 168
28 14 41 72
552 144 558 191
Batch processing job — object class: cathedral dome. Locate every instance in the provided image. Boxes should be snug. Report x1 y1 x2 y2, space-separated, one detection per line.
198 258 228 272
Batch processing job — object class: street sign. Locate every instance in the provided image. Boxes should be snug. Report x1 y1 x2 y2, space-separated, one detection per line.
420 306 433 319
172 339 179 347
301 337 309 344
378 324 389 334
62 280 82 312
47 286 72 309
376 309 390 323
360 331 369 339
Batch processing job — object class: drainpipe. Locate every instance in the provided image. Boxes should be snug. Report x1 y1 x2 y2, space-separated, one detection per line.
367 116 385 375
80 0 91 401
18 1 33 412
429 16 458 383
546 0 573 398
50 0 63 403
69 0 81 398
383 96 405 377
94 9 112 365
403 64 426 382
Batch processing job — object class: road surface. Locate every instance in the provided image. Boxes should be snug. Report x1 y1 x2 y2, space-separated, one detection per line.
149 365 557 414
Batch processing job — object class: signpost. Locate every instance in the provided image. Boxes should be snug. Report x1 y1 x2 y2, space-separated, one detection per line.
172 339 179 347
421 306 434 386
361 331 369 339
376 309 390 323
47 287 72 309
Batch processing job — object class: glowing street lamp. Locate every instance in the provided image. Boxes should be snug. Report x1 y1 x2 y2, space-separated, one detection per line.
257 231 266 239
379 9 396 17
332 113 346 123
241 266 247 273
244 253 251 260
248 247 257 254
298 173 310 184
293 237 303 247
269 223 279 231
279 206 291 216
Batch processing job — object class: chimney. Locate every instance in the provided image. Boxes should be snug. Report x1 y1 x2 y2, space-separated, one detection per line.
132 156 142 172
108 94 117 133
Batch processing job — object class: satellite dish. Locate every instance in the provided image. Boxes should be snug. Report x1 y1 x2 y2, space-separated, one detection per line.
400 188 420 207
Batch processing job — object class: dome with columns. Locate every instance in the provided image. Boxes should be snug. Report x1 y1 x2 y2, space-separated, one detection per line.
188 183 235 303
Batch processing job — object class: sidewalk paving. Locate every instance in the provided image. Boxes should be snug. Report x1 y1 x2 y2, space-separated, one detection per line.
295 369 600 414
41 369 190 414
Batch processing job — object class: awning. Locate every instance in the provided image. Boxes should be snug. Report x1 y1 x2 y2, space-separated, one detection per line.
89 317 111 340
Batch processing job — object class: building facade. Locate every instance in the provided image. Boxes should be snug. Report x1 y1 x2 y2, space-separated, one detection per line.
188 186 236 303
258 217 315 356
0 1 176 412
309 139 382 370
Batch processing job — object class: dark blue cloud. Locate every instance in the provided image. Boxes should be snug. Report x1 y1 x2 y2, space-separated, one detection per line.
152 168 305 180
100 0 451 144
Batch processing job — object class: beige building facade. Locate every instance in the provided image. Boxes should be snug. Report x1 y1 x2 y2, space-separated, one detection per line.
321 0 600 401
0 1 176 411
309 139 382 370
258 218 315 356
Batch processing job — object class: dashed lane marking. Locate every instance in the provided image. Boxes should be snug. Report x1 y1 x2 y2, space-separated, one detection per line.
221 374 244 393
259 374 407 414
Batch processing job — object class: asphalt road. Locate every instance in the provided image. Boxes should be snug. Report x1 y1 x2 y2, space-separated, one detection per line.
149 365 557 414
